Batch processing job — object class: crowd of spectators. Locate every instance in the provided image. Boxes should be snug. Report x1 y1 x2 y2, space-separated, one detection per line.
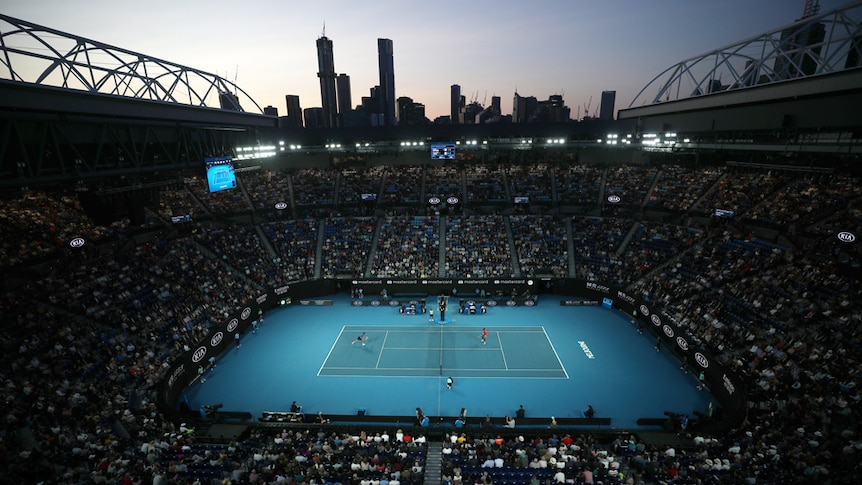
241 170 293 214
504 163 554 206
424 165 464 205
603 166 658 208
1 159 862 483
372 215 440 278
646 165 723 212
465 164 508 206
291 168 337 209
260 220 319 283
554 165 602 207
336 167 386 215
571 217 634 285
0 188 121 266
695 169 794 219
320 217 376 279
445 215 513 278
508 216 568 278
381 166 423 206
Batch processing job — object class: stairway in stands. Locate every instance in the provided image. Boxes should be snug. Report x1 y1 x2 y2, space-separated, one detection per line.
423 440 443 484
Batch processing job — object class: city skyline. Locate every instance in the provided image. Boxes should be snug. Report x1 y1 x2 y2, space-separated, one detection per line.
3 0 848 121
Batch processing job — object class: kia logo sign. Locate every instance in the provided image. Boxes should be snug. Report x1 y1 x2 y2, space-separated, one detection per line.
192 346 208 363
662 325 674 337
446 196 459 204
428 197 441 205
639 304 650 316
676 336 689 351
351 300 363 306
69 237 86 248
505 300 517 306
486 300 498 306
241 307 252 320
211 332 224 347
524 300 536 306
607 195 621 204
274 202 288 210
837 231 856 243
650 314 661 327
370 300 380 306
694 352 709 368
227 318 239 332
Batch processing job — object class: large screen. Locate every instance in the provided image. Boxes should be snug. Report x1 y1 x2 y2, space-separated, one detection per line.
205 157 237 193
430 142 456 160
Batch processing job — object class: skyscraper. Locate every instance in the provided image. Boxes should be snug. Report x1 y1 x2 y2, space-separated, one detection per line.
512 92 537 123
316 34 338 128
450 84 462 124
599 91 616 121
336 74 352 122
378 39 396 127
285 95 303 128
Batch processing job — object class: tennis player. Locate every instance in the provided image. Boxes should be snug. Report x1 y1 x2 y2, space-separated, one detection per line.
482 328 488 345
352 332 367 346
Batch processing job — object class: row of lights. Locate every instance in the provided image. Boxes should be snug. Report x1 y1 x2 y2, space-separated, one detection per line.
234 145 277 160
248 133 695 158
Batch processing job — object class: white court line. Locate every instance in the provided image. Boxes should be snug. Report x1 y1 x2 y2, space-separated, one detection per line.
342 325 544 332
542 326 570 379
497 331 509 370
318 326 347 376
375 331 389 369
378 347 502 351
321 366 566 372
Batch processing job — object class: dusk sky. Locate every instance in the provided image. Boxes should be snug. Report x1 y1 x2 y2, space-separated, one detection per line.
4 0 850 120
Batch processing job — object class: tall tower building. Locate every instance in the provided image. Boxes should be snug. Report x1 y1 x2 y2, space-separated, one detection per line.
599 91 616 121
450 84 462 124
316 34 338 128
377 39 396 126
336 74 352 122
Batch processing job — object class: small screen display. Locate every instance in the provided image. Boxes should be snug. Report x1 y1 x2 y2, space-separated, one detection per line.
431 142 456 160
205 157 237 193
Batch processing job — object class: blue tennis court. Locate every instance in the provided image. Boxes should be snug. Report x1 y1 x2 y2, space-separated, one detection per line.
185 294 712 428
319 326 567 378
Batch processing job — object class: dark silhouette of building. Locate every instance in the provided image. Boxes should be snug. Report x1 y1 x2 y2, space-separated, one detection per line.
219 90 242 111
304 107 325 128
396 96 427 125
378 38 396 127
450 84 463 124
285 95 303 128
513 92 537 123
599 90 616 121
361 86 385 126
336 73 352 124
316 34 338 128
477 95 502 124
